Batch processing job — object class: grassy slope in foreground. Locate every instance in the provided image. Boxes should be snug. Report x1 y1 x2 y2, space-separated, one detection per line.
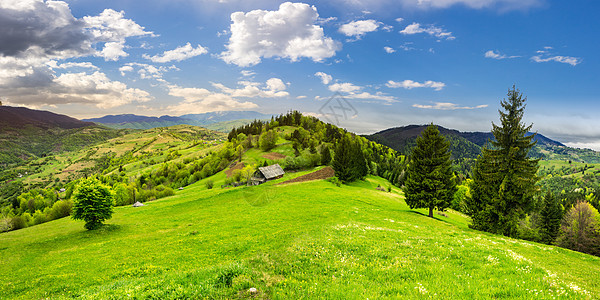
1 174 599 299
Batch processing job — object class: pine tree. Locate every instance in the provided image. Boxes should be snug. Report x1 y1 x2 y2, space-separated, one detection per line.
539 192 563 244
467 86 539 237
332 135 353 182
320 144 332 165
403 124 457 218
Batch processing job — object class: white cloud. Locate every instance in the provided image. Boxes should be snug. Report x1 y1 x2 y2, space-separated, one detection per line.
531 52 581 66
296 95 307 99
386 79 445 91
328 82 396 102
400 22 454 40
397 0 543 10
240 70 256 77
100 41 128 61
220 2 341 67
119 63 178 81
413 102 488 110
143 43 208 63
484 50 519 60
83 9 155 61
83 9 154 42
167 85 258 114
329 82 361 93
0 70 151 108
384 46 396 53
266 78 287 91
47 61 99 70
212 78 289 98
315 72 332 85
395 17 404 22
339 19 380 38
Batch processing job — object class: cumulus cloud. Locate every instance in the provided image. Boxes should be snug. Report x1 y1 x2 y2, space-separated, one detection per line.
386 79 445 91
0 0 92 59
384 46 396 53
0 1 155 108
220 2 341 67
400 22 454 40
167 85 258 114
530 49 581 66
339 19 380 38
212 78 289 98
413 102 488 110
143 43 208 63
315 71 332 85
484 50 520 60
1 70 151 108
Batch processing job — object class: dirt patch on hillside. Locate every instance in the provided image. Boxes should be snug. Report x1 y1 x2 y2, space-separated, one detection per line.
277 167 335 185
225 161 244 177
262 152 286 160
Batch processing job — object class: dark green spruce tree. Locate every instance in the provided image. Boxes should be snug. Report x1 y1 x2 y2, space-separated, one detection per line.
539 192 563 244
403 124 457 218
332 134 368 182
467 86 539 237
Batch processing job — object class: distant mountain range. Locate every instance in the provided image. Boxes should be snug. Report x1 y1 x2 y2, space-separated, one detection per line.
83 111 272 131
365 124 565 160
0 106 94 131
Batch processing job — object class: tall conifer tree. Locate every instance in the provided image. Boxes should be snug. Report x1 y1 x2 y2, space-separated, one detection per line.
403 124 457 218
467 86 539 237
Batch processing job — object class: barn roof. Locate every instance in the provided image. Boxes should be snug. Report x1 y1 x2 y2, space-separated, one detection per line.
258 164 285 180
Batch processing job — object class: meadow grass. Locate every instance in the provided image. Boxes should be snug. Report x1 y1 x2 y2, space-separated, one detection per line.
1 175 599 299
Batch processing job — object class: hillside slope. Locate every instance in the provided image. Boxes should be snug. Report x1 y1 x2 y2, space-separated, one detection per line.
0 106 94 130
1 174 598 299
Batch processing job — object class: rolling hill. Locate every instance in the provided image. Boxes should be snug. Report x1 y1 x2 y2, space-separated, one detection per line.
365 124 578 161
0 106 124 166
83 111 272 132
1 171 598 298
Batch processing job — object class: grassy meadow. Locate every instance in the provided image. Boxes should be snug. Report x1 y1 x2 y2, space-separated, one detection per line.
1 172 599 299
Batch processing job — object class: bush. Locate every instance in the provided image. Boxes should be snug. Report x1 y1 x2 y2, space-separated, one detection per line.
48 200 73 220
205 180 214 190
328 177 341 187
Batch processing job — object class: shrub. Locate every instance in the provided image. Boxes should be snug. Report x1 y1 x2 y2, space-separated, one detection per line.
48 200 73 220
205 180 214 190
328 177 341 187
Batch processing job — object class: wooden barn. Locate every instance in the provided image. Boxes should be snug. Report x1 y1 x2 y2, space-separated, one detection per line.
251 164 285 185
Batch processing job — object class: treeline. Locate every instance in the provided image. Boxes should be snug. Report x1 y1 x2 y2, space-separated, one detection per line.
450 87 600 257
228 111 406 185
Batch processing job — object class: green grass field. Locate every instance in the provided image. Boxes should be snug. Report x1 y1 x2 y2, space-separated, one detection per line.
1 172 599 299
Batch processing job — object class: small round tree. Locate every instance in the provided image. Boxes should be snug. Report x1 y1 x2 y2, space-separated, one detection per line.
72 177 114 230
403 124 457 218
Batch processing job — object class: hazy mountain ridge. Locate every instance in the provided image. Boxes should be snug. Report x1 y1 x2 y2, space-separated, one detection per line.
83 111 272 131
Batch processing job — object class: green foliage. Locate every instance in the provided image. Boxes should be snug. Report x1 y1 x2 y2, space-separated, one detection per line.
539 193 563 244
555 201 600 256
320 144 332 165
259 130 278 151
403 124 457 218
468 86 539 237
205 179 214 189
72 177 115 230
332 134 368 182
327 176 341 187
452 184 470 213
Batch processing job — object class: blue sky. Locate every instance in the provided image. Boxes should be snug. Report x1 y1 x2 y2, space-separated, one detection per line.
1 0 599 148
